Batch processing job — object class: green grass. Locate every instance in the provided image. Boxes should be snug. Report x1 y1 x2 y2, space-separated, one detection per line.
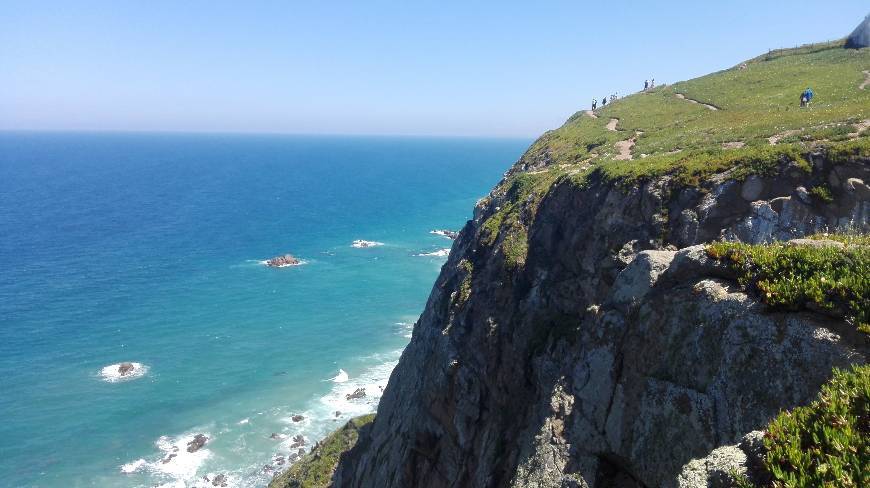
268 414 375 488
515 42 869 175
595 143 810 187
706 239 870 334
736 364 869 488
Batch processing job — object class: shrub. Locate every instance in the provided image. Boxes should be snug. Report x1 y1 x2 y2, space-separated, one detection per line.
762 364 869 488
706 239 870 335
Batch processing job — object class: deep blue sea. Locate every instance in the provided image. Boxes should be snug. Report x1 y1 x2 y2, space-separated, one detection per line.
0 132 529 487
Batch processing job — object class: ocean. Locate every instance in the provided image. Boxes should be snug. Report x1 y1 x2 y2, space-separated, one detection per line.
0 132 529 487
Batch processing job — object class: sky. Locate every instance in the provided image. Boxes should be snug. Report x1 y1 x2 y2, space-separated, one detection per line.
1 1 868 137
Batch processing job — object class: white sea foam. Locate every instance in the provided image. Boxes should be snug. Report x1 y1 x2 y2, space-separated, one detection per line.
416 248 450 257
317 358 398 422
120 458 147 474
350 240 384 248
99 362 148 383
330 369 349 383
237 417 250 425
257 259 307 268
395 321 414 338
119 432 213 484
429 229 458 239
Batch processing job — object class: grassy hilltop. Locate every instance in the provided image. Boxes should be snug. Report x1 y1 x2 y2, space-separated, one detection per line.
481 40 869 268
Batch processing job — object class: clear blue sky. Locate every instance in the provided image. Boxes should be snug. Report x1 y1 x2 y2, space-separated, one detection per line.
1 1 867 137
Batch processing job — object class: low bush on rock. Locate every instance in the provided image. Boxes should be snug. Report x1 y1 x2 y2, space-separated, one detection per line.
706 238 870 334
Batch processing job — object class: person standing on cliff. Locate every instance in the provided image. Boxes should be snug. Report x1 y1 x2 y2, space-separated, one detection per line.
602 97 607 107
592 99 597 110
644 79 649 90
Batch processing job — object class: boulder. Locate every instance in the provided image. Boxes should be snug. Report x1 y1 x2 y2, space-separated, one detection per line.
118 362 136 376
290 414 305 422
212 473 227 487
290 435 306 449
186 434 208 453
345 388 366 400
265 254 301 267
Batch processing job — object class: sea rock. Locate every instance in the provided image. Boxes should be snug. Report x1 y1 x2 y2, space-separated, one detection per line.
290 414 305 422
431 229 459 239
211 473 228 487
186 434 208 453
351 240 383 248
265 254 301 267
290 435 306 449
345 388 366 400
117 362 136 376
161 453 177 464
270 433 286 440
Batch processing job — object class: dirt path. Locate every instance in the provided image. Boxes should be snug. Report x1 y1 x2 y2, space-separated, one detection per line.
722 141 745 149
606 118 619 131
675 93 719 111
584 110 598 119
861 70 870 90
614 131 643 161
848 119 870 138
768 129 800 145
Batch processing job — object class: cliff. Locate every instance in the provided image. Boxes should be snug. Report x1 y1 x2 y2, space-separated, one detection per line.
285 41 870 488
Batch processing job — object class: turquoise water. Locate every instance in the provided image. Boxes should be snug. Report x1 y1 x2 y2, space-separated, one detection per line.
0 133 528 487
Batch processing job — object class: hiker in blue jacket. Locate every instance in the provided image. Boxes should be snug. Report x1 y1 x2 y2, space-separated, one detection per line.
800 87 814 107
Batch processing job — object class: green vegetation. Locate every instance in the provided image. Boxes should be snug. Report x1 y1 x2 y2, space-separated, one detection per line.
456 259 473 305
595 143 810 187
735 364 869 488
706 239 870 334
827 137 870 164
481 169 566 267
478 42 868 263
808 184 834 203
516 40 868 171
268 414 374 488
805 232 870 246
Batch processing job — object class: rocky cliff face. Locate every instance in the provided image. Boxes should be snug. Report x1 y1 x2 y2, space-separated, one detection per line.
332 150 869 488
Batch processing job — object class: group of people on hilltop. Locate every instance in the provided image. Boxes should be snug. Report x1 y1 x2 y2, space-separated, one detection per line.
590 76 815 111
591 93 619 110
591 78 657 111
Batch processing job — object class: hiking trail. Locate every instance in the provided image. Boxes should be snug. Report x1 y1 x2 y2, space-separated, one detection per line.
606 118 619 131
768 129 801 145
614 131 642 160
675 93 719 111
860 70 870 90
584 110 598 119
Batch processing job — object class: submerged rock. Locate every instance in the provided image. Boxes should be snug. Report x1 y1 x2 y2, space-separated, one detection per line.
290 414 304 422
